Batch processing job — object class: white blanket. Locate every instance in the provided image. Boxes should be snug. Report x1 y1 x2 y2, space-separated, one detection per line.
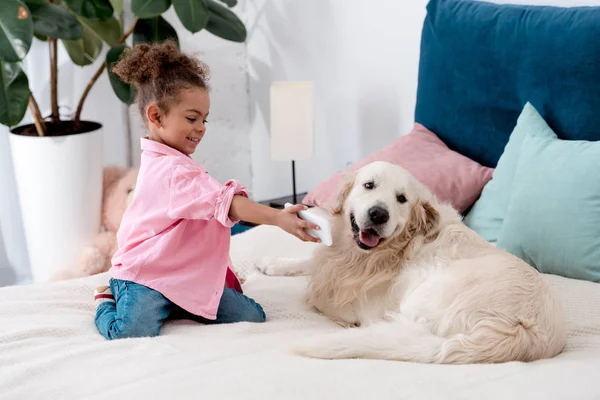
1 225 600 400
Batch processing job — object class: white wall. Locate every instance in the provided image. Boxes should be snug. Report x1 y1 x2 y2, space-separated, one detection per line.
245 0 428 200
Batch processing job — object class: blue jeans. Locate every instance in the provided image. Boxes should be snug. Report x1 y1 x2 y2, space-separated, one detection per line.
95 279 266 340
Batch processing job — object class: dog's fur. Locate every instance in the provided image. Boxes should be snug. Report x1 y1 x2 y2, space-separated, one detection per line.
260 161 566 364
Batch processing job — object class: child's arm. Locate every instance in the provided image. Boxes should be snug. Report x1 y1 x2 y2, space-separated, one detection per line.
229 195 321 243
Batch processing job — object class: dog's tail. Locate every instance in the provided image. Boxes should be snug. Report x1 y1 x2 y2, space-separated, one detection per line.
292 314 563 364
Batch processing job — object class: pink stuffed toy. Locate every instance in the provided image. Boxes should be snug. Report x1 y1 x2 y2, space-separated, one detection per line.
51 166 139 281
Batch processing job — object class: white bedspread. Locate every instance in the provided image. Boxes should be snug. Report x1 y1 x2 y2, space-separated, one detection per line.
2 225 600 400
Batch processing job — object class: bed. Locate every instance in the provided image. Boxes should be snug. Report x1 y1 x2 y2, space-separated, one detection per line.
3 0 600 398
1 225 600 399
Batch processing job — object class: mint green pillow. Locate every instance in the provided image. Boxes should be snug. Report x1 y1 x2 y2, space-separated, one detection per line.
496 134 600 282
463 103 557 242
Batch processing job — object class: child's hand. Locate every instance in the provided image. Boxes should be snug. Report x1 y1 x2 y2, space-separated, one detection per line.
275 205 321 243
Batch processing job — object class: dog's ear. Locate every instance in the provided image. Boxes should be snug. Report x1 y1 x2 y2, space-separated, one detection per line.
330 172 356 215
410 200 439 236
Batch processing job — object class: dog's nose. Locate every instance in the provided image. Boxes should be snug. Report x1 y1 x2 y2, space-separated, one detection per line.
368 206 389 225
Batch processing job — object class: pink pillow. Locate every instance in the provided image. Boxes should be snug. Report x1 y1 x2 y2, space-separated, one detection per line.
303 123 494 213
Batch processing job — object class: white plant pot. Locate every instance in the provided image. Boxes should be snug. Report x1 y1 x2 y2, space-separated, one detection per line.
9 124 103 283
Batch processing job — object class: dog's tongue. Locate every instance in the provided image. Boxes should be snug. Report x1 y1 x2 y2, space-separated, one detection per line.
359 230 381 247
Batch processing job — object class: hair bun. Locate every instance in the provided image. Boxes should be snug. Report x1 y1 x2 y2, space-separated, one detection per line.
111 40 209 86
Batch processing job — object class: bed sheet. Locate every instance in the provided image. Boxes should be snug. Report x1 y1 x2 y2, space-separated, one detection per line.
1 226 600 399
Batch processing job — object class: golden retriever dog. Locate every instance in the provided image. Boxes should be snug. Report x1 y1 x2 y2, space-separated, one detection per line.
259 161 566 364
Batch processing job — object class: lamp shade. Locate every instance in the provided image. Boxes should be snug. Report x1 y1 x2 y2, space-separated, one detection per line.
270 81 314 161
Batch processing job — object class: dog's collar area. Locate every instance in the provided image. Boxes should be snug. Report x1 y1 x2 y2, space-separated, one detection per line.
350 213 384 250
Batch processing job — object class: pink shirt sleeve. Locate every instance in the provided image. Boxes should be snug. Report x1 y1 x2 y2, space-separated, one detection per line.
168 164 249 227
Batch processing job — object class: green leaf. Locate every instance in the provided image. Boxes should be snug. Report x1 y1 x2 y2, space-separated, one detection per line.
106 44 135 104
0 0 34 62
34 33 47 41
109 0 123 15
131 0 171 19
173 0 208 34
76 14 121 46
0 61 30 126
205 0 245 42
26 1 83 41
63 0 114 21
133 16 179 46
217 0 236 6
62 25 103 66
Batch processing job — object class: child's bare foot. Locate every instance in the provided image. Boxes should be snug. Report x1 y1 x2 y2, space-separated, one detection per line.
94 286 115 308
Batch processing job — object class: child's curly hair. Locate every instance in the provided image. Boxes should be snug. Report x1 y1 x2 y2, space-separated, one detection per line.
112 40 210 120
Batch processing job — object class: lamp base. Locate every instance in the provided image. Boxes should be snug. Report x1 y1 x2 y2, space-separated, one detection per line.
291 160 297 204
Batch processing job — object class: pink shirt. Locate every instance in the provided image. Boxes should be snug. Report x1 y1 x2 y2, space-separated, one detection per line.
110 138 248 319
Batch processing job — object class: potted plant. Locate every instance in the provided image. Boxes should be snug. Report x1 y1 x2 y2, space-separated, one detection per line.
0 0 246 282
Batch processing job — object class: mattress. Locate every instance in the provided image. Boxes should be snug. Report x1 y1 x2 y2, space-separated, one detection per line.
1 225 600 400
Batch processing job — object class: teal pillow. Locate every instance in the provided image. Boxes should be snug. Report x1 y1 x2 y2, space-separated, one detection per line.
496 134 600 282
463 103 557 242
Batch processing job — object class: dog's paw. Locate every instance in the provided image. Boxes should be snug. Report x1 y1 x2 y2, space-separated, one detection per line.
255 256 283 276
255 257 307 277
257 263 278 276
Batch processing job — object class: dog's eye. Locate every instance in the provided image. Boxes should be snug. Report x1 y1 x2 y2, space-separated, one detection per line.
364 182 374 190
397 194 407 204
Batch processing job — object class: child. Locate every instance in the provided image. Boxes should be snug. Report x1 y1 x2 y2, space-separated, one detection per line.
94 40 320 340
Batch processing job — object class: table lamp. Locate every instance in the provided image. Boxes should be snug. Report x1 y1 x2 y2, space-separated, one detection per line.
270 81 315 205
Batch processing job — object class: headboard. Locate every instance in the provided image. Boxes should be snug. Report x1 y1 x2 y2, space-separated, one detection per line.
414 0 600 167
